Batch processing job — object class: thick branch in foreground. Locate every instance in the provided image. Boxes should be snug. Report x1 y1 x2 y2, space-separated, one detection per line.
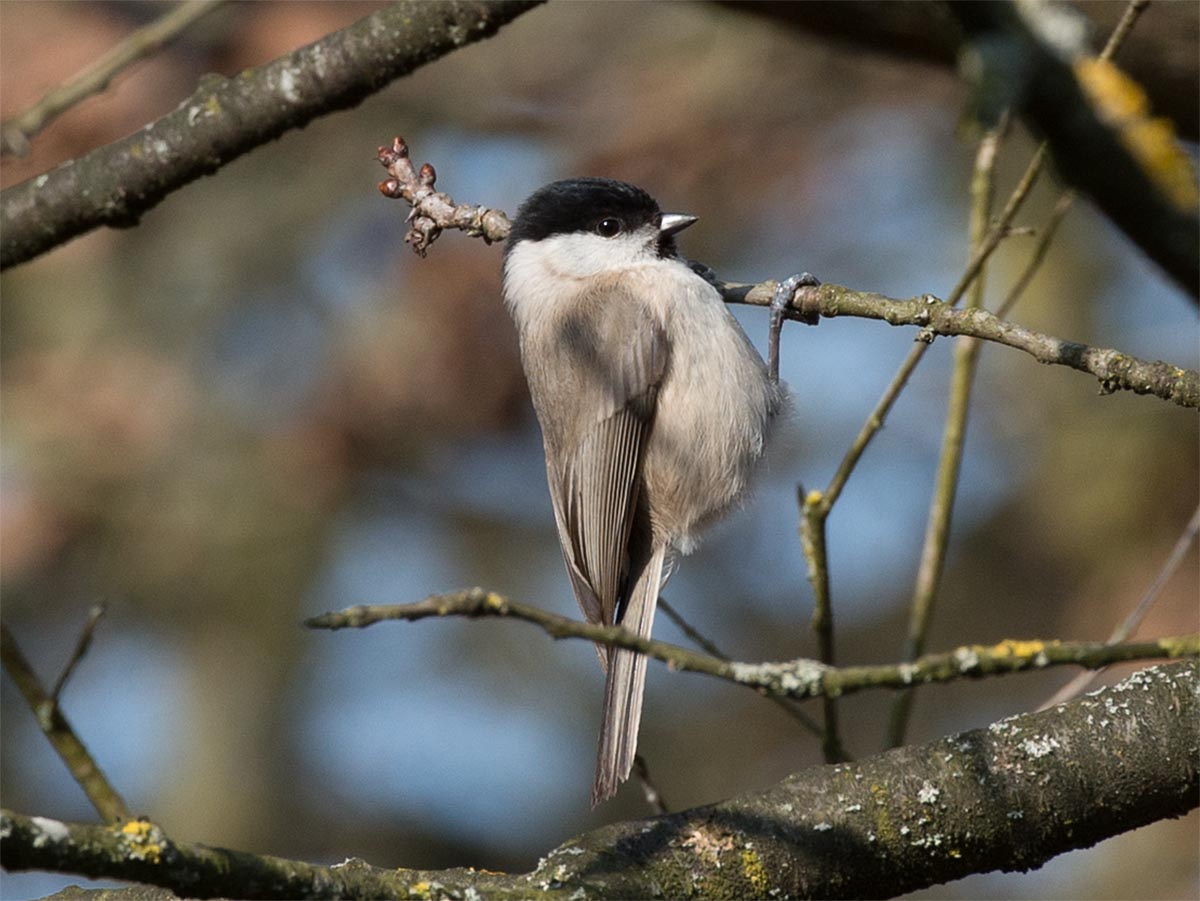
305 589 1199 700
4 663 1196 899
375 140 1199 409
0 1 542 270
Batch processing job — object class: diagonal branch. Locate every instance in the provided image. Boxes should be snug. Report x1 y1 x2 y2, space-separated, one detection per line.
0 0 228 157
0 0 543 270
0 622 130 824
305 589 1199 701
5 661 1196 899
950 1 1200 298
658 595 828 741
1039 505 1200 709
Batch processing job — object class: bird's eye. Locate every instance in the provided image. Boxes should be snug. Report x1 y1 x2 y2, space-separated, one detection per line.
595 218 623 238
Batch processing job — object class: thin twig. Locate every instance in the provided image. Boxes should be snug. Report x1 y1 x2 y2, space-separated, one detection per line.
51 604 107 703
1 0 227 157
1039 506 1200 710
950 1 1197 297
0 623 130 824
1100 0 1150 60
818 143 1050 516
996 191 1075 319
880 0 1156 744
812 0 1150 514
989 0 1144 321
797 0 1159 751
632 756 669 815
305 589 1199 700
765 284 1198 408
658 596 829 742
885 124 1004 749
657 596 728 661
798 485 846 762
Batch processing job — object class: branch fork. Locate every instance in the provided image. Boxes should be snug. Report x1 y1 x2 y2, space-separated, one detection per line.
376 136 510 256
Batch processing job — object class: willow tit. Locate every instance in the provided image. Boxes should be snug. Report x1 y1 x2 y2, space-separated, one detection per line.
502 178 784 805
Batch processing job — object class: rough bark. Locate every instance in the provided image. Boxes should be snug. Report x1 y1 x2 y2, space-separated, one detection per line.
4 662 1196 899
0 0 543 270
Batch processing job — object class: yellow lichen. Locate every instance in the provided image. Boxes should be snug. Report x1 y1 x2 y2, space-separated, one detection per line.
119 819 163 864
740 849 770 893
1160 635 1199 658
987 639 1051 659
868 783 900 844
1075 58 1199 210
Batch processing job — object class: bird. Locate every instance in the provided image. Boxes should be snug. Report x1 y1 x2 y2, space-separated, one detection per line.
501 177 785 805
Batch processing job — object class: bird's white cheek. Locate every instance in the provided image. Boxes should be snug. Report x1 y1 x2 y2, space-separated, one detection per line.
503 243 564 326
503 232 654 310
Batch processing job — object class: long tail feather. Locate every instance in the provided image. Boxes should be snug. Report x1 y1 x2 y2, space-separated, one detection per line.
591 543 667 806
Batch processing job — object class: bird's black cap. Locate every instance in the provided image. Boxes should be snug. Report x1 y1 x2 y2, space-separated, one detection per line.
505 178 664 254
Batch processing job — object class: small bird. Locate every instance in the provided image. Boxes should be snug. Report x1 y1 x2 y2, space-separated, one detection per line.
502 178 785 805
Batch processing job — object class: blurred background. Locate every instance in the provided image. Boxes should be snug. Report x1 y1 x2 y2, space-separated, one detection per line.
1 2 1196 899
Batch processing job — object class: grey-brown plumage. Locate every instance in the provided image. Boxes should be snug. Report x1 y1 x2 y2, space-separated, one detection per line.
502 179 783 805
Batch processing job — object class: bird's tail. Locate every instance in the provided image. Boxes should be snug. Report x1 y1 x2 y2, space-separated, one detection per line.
592 543 667 807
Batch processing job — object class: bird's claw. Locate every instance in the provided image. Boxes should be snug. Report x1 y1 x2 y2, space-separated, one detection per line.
768 272 821 384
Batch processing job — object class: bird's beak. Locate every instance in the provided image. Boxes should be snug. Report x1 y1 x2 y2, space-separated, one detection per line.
659 213 698 237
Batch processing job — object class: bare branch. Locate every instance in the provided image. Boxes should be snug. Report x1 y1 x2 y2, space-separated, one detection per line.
0 622 130 824
767 283 1200 409
0 0 228 157
0 0 543 270
376 139 1198 410
49 604 107 704
305 589 1199 701
1040 505 1200 709
5 662 1196 899
798 483 844 761
887 121 1004 748
727 0 1197 141
658 595 829 743
950 1 1200 298
377 136 511 255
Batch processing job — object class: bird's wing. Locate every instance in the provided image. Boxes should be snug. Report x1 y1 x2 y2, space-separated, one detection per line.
528 285 668 666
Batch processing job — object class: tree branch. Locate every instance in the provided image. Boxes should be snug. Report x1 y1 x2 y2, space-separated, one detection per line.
0 623 130 825
887 123 1003 748
658 595 829 741
724 0 1199 143
1039 504 1200 709
305 589 1199 701
0 0 228 157
949 1 1200 298
6 662 1196 899
0 0 543 270
376 138 1199 410
732 282 1199 409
